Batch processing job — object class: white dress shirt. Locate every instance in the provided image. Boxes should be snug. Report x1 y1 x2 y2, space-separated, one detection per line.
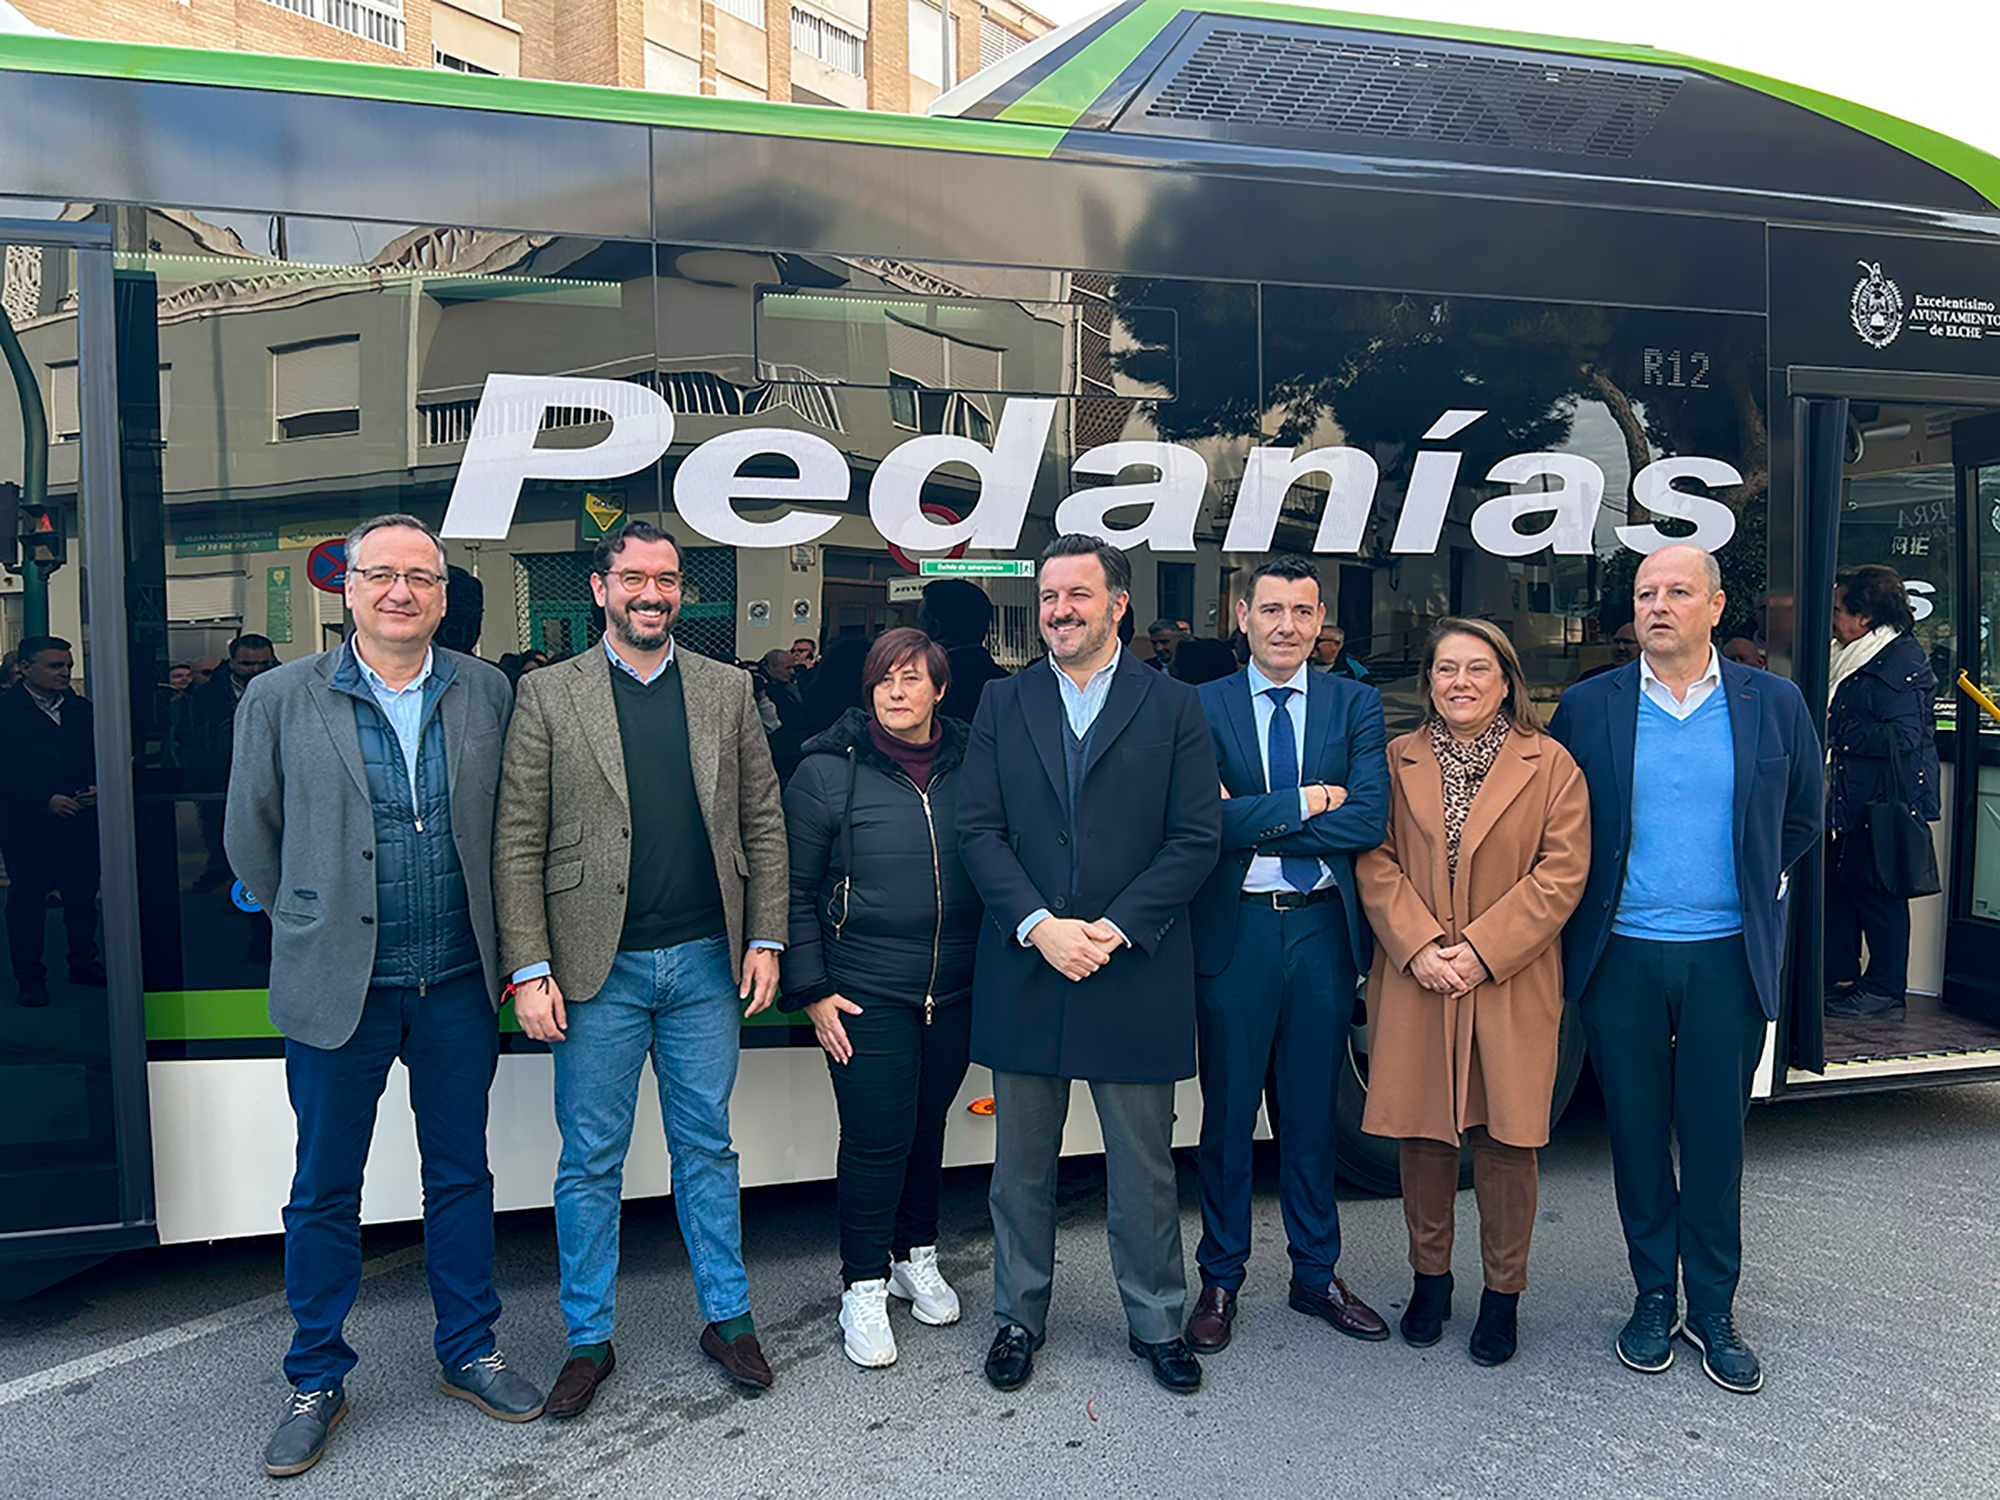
1241 661 1334 894
1638 644 1722 722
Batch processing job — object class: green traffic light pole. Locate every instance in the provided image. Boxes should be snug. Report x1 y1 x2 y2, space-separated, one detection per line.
0 302 50 635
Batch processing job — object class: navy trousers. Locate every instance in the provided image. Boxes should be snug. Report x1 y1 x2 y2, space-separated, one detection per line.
281 970 501 1390
1195 897 1355 1293
1578 934 1767 1315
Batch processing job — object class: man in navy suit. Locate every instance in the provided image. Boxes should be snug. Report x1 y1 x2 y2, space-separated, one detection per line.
1550 543 1820 1396
958 534 1221 1397
1183 556 1391 1353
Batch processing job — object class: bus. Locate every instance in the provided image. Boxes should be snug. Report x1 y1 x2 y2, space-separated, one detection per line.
3 1 1999 1295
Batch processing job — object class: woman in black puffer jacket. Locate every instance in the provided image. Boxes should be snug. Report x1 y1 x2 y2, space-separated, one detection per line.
781 627 982 1369
1825 564 1940 1020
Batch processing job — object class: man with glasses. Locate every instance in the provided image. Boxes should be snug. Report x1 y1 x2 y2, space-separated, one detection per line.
494 518 789 1420
227 514 540 1477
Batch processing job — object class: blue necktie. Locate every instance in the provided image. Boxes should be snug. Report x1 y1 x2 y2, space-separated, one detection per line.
1263 686 1320 894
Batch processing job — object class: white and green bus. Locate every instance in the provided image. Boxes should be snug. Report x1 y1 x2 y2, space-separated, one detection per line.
3 1 1999 1293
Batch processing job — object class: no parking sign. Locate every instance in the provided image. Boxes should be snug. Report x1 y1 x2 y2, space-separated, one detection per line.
307 539 348 593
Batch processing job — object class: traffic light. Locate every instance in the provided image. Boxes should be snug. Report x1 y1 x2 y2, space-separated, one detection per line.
19 500 63 567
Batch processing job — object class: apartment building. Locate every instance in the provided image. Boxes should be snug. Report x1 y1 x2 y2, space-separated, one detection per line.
9 0 1053 110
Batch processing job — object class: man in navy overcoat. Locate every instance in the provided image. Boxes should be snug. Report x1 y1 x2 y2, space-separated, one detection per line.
958 534 1221 1397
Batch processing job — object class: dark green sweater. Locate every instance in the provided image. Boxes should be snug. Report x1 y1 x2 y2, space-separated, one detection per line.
610 658 727 952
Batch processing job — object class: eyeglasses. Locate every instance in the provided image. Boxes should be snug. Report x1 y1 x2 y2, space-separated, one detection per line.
603 569 682 594
351 566 445 594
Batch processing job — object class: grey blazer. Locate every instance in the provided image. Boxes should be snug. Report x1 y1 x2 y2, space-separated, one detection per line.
492 643 789 1004
224 643 514 1050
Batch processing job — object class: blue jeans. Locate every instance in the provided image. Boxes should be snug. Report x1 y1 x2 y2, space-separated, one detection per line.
551 936 751 1345
282 971 500 1390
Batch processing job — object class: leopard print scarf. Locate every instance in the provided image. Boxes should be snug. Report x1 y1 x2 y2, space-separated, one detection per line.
1429 712 1512 884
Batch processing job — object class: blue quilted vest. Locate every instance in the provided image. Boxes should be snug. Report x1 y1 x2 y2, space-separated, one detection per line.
331 645 481 992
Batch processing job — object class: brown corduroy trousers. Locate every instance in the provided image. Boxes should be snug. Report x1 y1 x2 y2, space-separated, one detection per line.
1398 1128 1538 1295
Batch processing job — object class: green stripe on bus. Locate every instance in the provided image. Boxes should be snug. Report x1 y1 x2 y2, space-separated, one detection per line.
0 33 1061 161
143 989 806 1041
998 0 2000 211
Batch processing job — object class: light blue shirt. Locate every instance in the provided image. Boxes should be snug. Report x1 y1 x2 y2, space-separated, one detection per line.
512 632 775 989
352 641 433 806
604 632 673 684
1242 661 1333 894
1017 653 1129 948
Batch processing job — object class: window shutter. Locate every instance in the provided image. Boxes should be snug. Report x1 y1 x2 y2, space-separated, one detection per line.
273 339 360 420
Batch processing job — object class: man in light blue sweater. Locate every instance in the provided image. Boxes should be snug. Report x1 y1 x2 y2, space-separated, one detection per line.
1550 544 1821 1397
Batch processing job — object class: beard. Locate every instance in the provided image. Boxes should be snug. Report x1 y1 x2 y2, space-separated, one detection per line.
609 596 676 652
1043 611 1113 666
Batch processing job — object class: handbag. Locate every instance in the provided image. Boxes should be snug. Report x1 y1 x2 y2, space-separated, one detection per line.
1835 737 1940 899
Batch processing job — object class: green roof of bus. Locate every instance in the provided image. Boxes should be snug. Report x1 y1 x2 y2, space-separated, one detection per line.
0 6 1995 207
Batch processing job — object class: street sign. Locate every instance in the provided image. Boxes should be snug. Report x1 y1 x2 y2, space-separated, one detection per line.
306 539 347 593
917 558 1035 577
579 489 624 544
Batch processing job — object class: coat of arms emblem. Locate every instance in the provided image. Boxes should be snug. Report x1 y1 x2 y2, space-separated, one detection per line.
1851 261 1904 349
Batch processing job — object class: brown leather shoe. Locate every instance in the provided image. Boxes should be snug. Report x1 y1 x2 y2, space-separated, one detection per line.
1186 1286 1236 1353
700 1324 775 1389
546 1345 615 1420
1288 1276 1390 1341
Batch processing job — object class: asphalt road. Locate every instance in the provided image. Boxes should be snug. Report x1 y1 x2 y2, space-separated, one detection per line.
3 1080 1998 1500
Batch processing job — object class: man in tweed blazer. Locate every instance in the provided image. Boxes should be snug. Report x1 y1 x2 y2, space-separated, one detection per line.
493 519 788 1419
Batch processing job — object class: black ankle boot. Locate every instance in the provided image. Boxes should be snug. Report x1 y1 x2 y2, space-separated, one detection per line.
1400 1272 1453 1347
1468 1288 1519 1366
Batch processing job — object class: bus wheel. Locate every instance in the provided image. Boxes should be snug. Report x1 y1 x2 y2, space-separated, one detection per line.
1334 997 1588 1196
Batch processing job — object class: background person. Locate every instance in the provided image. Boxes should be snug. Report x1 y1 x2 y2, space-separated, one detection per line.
225 515 539 1478
0 635 102 1007
1825 564 1939 1020
495 520 788 1419
185 633 279 892
1355 619 1589 1367
1185 556 1391 1358
920 579 1008 725
957 534 1221 1397
780 628 980 1368
1147 619 1185 671
1309 622 1369 679
1550 544 1819 1397
1579 621 1641 681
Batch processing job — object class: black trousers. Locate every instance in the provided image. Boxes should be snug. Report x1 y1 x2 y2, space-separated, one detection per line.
2 823 100 985
1578 934 1767 1315
824 995 972 1286
1824 850 1911 1000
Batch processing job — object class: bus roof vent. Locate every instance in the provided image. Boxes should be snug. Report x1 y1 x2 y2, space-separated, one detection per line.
1138 24 1682 160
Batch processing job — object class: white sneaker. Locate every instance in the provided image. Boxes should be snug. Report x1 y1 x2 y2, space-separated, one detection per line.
840 1279 897 1367
888 1245 961 1326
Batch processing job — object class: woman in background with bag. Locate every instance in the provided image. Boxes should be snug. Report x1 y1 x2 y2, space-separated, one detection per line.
1825 564 1940 1021
779 628 982 1368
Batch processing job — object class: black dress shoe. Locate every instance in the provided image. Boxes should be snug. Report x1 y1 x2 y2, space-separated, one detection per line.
17 979 49 1008
1824 985 1905 1020
1128 1335 1201 1393
1289 1276 1390 1341
67 961 107 987
984 1324 1040 1391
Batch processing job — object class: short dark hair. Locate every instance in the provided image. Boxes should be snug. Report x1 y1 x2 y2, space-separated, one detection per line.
1147 618 1184 636
1038 533 1131 598
862 627 952 700
228 633 275 658
918 578 993 646
1835 564 1916 635
16 634 69 663
346 513 446 571
592 518 680 575
1247 555 1319 598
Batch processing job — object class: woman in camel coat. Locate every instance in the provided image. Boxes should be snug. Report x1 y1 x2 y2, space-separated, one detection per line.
1356 617 1589 1367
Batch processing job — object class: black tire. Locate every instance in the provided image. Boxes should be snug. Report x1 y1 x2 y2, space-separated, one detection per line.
1334 992 1588 1195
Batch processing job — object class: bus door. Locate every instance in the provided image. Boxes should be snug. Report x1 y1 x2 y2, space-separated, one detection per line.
1944 412 2000 1018
0 222 155 1296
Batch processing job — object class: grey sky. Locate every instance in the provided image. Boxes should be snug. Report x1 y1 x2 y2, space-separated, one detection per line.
1025 0 2000 160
